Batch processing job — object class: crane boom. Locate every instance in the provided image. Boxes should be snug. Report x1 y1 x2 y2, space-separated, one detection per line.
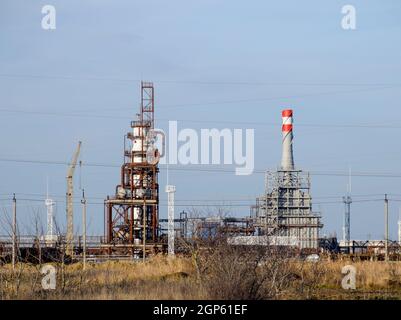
66 141 81 256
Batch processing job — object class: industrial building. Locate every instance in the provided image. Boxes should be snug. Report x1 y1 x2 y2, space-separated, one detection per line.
2 83 401 264
104 82 163 257
251 110 323 249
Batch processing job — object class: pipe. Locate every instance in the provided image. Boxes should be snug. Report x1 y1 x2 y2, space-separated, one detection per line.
281 109 295 170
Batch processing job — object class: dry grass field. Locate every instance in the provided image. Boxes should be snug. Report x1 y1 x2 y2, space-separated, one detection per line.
0 256 203 300
1 253 401 300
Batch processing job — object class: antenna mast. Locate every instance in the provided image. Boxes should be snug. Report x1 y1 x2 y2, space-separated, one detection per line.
45 178 56 242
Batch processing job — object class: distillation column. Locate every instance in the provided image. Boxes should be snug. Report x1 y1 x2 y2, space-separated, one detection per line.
105 82 160 256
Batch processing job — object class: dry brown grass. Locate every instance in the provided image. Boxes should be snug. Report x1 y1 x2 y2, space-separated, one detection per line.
281 259 401 300
1 256 401 300
0 256 206 300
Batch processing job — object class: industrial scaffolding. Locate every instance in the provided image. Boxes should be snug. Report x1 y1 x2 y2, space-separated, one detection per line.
251 110 322 250
252 170 322 249
104 82 163 257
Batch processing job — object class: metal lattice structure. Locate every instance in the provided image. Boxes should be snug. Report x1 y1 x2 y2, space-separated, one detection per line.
253 170 322 249
104 82 162 256
66 141 81 256
45 197 56 243
342 195 352 246
252 110 322 249
166 185 176 255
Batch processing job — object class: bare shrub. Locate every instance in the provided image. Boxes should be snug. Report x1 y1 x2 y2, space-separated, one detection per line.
187 237 297 300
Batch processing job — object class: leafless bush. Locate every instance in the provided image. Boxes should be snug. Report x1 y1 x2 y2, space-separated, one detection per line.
181 235 298 300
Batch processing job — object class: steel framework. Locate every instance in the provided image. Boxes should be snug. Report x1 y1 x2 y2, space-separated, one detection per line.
166 185 176 255
252 170 322 249
104 82 162 256
251 110 323 250
342 195 352 248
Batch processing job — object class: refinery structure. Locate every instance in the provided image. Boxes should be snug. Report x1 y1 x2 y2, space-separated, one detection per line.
251 110 322 249
1 81 401 263
105 82 161 257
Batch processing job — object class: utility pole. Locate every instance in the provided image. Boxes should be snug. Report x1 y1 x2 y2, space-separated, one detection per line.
384 194 389 262
12 193 16 270
81 189 87 270
398 208 401 246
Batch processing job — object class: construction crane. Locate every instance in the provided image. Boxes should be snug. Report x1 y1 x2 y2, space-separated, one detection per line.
66 141 81 256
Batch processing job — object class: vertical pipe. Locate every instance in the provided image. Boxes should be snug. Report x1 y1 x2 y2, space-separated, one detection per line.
104 199 107 244
12 194 16 270
129 207 133 244
143 201 146 262
107 201 112 243
384 194 389 262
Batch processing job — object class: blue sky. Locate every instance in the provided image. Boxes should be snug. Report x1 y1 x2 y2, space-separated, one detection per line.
0 0 401 240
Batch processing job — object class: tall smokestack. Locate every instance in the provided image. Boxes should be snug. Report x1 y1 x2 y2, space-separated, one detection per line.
281 109 294 170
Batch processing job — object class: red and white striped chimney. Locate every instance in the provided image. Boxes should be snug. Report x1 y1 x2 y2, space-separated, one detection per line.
281 109 294 170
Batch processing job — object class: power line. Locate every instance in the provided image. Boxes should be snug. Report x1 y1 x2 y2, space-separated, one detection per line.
159 86 398 109
0 193 390 206
2 107 401 130
1 73 401 87
0 198 385 207
1 157 401 178
0 108 128 120
0 192 385 204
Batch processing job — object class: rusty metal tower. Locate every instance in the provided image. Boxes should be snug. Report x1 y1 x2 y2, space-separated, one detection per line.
104 82 161 257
